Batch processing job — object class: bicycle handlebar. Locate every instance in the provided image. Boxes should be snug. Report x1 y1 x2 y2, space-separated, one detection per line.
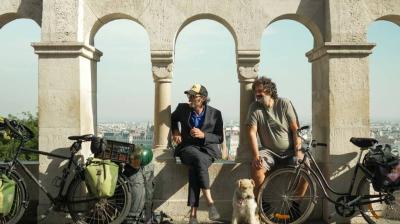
4 118 34 140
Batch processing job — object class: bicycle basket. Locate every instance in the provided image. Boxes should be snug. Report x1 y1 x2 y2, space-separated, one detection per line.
94 140 135 163
364 148 400 192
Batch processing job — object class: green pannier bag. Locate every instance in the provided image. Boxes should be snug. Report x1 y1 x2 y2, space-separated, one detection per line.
0 174 16 215
85 158 119 198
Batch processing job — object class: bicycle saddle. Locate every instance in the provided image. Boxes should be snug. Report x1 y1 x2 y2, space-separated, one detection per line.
350 137 378 148
68 134 94 141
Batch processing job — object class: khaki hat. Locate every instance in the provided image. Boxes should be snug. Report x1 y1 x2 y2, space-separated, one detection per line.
184 84 208 97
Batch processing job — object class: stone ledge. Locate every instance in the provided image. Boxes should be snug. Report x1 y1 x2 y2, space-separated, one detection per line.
306 42 376 62
32 42 103 61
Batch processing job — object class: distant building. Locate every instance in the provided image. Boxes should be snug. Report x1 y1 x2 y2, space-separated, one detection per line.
103 131 131 143
225 126 239 160
131 123 153 148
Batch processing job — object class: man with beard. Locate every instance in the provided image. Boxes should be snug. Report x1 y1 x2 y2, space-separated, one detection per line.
171 84 223 224
246 77 305 220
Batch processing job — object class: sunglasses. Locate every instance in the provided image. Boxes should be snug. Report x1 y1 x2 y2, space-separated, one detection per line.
187 94 202 99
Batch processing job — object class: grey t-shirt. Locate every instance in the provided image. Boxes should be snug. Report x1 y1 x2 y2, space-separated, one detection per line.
246 98 297 153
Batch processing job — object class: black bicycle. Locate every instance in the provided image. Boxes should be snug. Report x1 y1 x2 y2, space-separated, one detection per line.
0 119 132 224
258 126 399 224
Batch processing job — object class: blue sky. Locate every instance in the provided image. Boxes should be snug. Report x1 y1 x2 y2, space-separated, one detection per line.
0 19 399 123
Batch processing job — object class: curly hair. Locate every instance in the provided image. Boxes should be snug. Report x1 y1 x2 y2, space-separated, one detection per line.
252 76 278 100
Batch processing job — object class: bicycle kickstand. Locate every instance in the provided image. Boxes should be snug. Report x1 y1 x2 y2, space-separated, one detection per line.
358 208 376 224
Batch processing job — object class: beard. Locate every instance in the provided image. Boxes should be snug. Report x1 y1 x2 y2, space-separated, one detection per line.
189 101 196 109
256 95 272 107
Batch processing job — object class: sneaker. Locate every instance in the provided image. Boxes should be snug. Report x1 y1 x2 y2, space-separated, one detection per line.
208 204 220 220
189 216 198 224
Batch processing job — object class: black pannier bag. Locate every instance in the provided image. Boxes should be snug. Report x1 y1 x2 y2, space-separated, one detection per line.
91 136 107 154
363 144 400 192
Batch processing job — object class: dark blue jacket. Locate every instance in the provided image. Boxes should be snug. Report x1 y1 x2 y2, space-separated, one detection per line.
171 103 223 159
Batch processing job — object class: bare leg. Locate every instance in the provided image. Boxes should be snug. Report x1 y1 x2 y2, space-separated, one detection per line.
190 206 197 218
295 178 309 197
251 166 267 197
201 188 214 205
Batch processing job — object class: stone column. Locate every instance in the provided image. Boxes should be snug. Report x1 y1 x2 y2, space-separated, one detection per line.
236 50 260 162
151 50 173 151
306 42 375 223
32 42 102 220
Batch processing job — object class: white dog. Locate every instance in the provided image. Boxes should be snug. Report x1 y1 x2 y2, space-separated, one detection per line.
232 179 260 224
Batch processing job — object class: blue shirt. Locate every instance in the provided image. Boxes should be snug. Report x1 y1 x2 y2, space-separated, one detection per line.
190 106 206 128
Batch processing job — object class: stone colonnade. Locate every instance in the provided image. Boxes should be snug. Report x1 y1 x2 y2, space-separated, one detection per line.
1 0 400 222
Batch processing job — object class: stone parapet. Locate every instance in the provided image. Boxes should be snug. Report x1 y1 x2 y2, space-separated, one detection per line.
153 149 250 222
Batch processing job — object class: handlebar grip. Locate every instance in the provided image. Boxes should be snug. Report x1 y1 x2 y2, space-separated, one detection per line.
4 119 34 140
4 119 23 139
297 126 310 132
316 143 327 147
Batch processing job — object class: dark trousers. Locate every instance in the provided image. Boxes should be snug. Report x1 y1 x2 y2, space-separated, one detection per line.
179 145 213 207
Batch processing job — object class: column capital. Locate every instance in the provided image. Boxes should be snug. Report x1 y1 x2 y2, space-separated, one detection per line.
237 50 260 81
306 42 376 62
151 50 173 82
32 42 103 61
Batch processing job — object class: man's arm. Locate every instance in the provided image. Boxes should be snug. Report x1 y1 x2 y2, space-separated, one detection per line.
171 104 182 144
248 124 259 159
289 121 302 158
248 124 262 169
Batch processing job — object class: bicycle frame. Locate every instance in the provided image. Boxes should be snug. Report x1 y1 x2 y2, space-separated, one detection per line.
296 144 386 207
4 139 83 207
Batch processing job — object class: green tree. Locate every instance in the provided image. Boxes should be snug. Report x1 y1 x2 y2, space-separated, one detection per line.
0 112 39 161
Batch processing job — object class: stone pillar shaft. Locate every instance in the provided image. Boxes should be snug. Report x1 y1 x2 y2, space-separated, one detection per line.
236 50 259 162
306 42 375 223
151 50 173 150
32 42 102 221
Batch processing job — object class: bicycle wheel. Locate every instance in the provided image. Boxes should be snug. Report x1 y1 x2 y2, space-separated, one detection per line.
67 174 132 224
356 176 400 224
258 167 317 224
0 169 27 224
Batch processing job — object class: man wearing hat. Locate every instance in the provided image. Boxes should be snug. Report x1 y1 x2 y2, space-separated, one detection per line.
171 84 223 224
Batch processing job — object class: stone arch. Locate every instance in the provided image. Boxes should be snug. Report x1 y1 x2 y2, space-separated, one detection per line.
0 12 41 28
268 14 323 48
174 13 238 50
88 13 148 45
376 14 400 26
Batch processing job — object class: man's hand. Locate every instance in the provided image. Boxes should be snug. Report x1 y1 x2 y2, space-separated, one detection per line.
252 156 263 169
172 130 182 144
294 150 304 164
190 128 205 139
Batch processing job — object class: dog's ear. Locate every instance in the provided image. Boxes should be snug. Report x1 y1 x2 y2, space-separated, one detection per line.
251 179 255 187
237 179 242 188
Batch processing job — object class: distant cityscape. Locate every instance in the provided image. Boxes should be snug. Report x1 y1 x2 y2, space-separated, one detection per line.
97 121 400 160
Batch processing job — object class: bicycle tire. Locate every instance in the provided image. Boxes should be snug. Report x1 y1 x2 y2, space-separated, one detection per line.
66 173 132 224
0 168 28 224
258 167 317 224
356 176 399 224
